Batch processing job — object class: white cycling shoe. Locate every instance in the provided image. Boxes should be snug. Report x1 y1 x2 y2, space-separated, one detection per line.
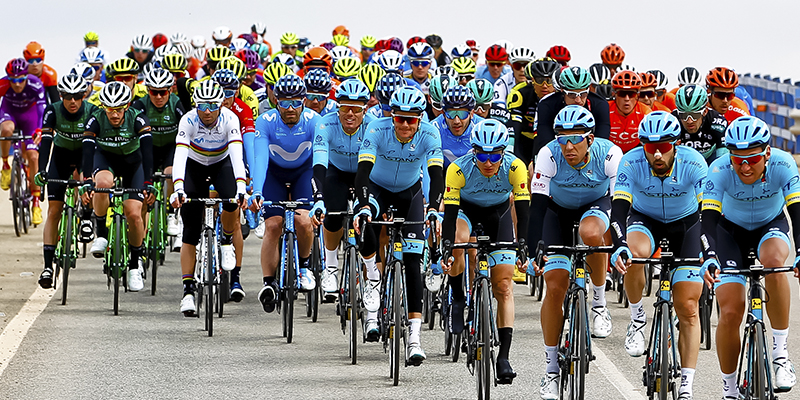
128 266 144 292
321 268 338 293
591 306 612 338
91 237 108 258
299 268 316 291
220 244 236 271
625 320 647 357
406 342 426 365
166 214 181 236
180 293 196 315
362 280 381 312
539 372 559 399
774 357 797 391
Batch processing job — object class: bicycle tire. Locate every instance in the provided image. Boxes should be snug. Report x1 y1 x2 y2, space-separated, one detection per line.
150 246 158 296
752 328 767 400
347 246 359 364
10 160 21 237
219 271 228 313
536 275 544 301
308 234 321 321
700 286 712 351
283 233 295 343
425 287 435 330
391 262 402 386
149 203 160 295
113 214 122 316
476 280 492 399
61 208 74 305
444 293 453 356
658 302 670 400
452 332 461 363
16 159 30 234
564 293 587 400
645 264 654 297
206 230 215 336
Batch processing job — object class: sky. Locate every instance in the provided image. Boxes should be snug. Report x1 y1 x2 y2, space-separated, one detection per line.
3 0 799 88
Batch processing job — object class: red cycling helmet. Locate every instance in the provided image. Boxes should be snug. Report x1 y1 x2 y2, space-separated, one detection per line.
601 43 625 66
546 45 571 66
484 45 508 62
152 33 168 49
406 36 426 49
611 70 642 90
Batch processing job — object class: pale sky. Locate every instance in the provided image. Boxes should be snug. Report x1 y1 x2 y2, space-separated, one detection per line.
3 0 798 88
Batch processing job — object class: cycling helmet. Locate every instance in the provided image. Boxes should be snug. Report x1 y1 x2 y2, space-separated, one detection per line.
211 69 240 89
229 38 250 52
152 33 168 50
406 36 424 48
639 72 658 88
360 35 377 49
251 22 267 36
387 37 404 53
407 42 434 60
429 74 454 104
677 67 702 86
5 58 28 77
173 42 193 59
376 72 407 104
588 63 611 85
638 111 681 143
263 62 293 85
57 73 88 95
451 44 472 59
484 45 508 62
526 58 560 79
334 57 361 79
554 105 596 133
206 46 233 63
331 79 367 103
330 46 352 61
193 79 225 105
378 50 404 73
303 47 333 70
332 25 350 37
191 35 206 49
161 53 187 73
725 116 771 150
492 40 513 53
152 45 176 64
170 32 189 46
235 49 260 70
509 47 535 64
471 119 509 152
131 34 153 51
212 26 233 42
70 63 95 81
436 65 459 81
558 66 592 91
357 63 385 92
280 32 300 46
466 79 494 104
250 43 270 61
620 63 636 72
706 66 739 89
443 85 476 110
552 67 563 91
218 56 246 80
546 45 571 65
611 70 642 90
99 81 132 107
647 69 669 90
466 39 480 52
273 53 296 68
141 63 155 80
425 34 443 49
107 57 140 76
145 68 174 89
451 57 476 74
304 69 332 93
390 86 426 113
595 83 614 101
84 31 99 42
675 85 708 113
320 42 336 51
23 42 45 61
332 34 349 47
274 74 306 98
600 43 625 66
80 47 105 64
298 37 311 50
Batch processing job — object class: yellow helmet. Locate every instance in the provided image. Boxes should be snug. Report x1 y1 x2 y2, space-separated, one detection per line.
332 34 349 47
357 63 385 92
84 31 99 42
205 46 233 63
451 57 476 74
333 57 362 79
107 57 139 76
360 35 377 49
161 53 187 73
280 32 300 46
263 63 293 85
217 56 246 79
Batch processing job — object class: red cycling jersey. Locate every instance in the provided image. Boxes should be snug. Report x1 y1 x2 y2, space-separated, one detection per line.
229 97 255 136
722 97 750 123
660 92 676 111
608 101 652 153
649 101 671 112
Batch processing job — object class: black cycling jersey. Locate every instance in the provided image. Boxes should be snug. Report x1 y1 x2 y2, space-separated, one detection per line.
506 82 540 165
671 109 727 164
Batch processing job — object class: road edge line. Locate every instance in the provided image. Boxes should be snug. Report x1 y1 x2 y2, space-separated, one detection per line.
592 343 647 400
0 286 54 378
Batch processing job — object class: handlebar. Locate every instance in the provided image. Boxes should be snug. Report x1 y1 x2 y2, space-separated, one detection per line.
628 256 702 266
184 198 239 205
46 179 81 188
716 265 795 276
262 199 314 209
92 187 143 194
152 172 172 180
0 134 32 141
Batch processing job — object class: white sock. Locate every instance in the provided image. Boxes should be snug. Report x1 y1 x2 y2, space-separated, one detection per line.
679 368 695 396
325 247 339 270
366 310 377 322
773 328 789 361
545 345 559 374
630 299 646 323
721 371 738 397
592 282 606 308
364 256 379 281
409 318 421 344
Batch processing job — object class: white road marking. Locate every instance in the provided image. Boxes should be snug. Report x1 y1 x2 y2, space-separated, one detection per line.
0 286 54 377
593 344 647 400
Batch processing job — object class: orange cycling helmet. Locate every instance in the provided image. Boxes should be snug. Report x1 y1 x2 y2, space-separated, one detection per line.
611 70 642 90
639 72 658 88
600 43 625 66
303 46 333 71
705 66 739 89
23 42 45 60
332 25 349 38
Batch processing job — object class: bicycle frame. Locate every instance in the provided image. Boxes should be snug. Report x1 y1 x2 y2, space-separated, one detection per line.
49 179 81 304
1 133 33 236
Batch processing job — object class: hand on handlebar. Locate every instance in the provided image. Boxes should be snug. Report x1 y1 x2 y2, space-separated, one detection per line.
310 200 326 227
610 246 633 274
702 258 721 289
249 192 263 212
169 190 186 208
353 207 371 235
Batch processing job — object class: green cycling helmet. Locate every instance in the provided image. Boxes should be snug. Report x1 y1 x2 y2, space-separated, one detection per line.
429 74 456 104
675 84 708 113
466 79 494 104
558 66 592 91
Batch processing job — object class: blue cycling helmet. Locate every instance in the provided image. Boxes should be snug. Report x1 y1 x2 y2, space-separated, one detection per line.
407 42 433 60
554 105 595 132
211 68 240 90
304 69 332 94
451 44 472 59
725 116 771 150
335 79 370 102
442 85 476 110
273 74 306 99
638 111 681 143
390 86 426 113
376 72 406 104
471 119 509 152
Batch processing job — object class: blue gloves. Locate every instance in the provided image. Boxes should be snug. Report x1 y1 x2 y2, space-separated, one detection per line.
611 246 632 267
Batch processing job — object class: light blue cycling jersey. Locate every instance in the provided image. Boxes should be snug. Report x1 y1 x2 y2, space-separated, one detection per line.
316 99 339 117
476 64 512 85
250 108 320 194
614 146 707 223
358 117 443 192
313 111 377 173
530 138 623 209
367 104 430 122
702 148 800 230
445 152 530 207
430 113 484 168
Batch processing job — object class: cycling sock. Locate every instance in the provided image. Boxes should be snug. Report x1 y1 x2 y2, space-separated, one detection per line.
630 299 646 323
498 327 513 360
43 245 55 269
364 255 379 281
772 328 789 360
679 368 695 396
231 266 241 283
721 371 737 397
299 256 310 271
221 228 234 245
592 282 606 308
129 245 143 269
545 345 559 374
325 247 338 270
182 275 194 294
450 274 465 302
94 213 108 239
264 276 274 286
366 310 377 322
408 318 421 344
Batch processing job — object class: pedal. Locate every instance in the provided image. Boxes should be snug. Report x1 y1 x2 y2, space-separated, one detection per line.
322 293 337 303
495 376 515 385
183 310 196 318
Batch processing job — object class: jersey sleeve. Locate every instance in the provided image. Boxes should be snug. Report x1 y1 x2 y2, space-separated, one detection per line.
40 104 56 133
443 162 465 206
252 115 271 195
691 154 709 204
224 117 247 193
172 116 192 192
424 132 444 169
613 153 635 204
312 119 331 168
134 113 151 137
605 144 623 193
781 156 800 207
530 145 556 196
509 158 530 202
701 161 726 213
358 122 379 165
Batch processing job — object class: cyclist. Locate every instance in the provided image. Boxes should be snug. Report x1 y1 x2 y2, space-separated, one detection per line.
608 70 652 153
250 22 273 56
425 34 449 68
441 119 529 383
303 69 337 116
78 47 107 85
434 85 483 167
672 85 728 164
404 42 434 94
83 31 100 49
23 42 59 104
35 74 97 288
367 72 406 119
127 35 154 80
475 44 511 85
0 58 46 225
360 35 377 64
529 105 622 398
705 67 750 124
667 66 703 98
309 79 375 295
546 45 571 67
170 80 247 315
451 57 476 86
353 86 443 363
588 63 611 93
216 57 259 118
236 48 265 91
88 58 147 107
609 112 708 400
426 74 452 120
506 58 560 166
638 72 670 112
648 69 675 110
299 47 333 77
332 57 361 82
701 116 800 397
279 32 302 68
81 82 153 292
256 62 293 114
600 43 625 75
493 47 535 107
466 79 496 119
249 75 319 313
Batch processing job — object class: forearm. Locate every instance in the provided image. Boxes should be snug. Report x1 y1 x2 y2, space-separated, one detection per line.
526 194 548 255
700 209 721 259
427 165 444 211
610 199 631 248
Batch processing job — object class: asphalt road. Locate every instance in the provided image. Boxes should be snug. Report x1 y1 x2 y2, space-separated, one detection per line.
1 198 800 400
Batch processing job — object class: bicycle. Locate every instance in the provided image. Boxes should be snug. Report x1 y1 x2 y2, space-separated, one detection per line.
0 132 33 236
709 252 794 400
627 241 701 400
534 222 614 400
143 171 171 296
422 225 443 331
48 178 81 305
305 221 323 322
699 283 715 351
440 272 463 363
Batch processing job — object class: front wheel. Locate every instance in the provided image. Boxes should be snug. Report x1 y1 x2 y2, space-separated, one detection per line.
283 233 296 343
60 209 75 305
347 246 359 364
658 303 671 400
10 160 21 237
476 280 492 399
563 293 587 400
751 327 768 400
390 264 403 386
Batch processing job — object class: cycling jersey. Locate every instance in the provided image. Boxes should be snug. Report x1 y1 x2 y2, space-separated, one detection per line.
430 113 484 168
735 86 754 115
0 75 46 138
41 100 97 152
228 97 255 137
506 82 539 140
82 107 152 187
476 64 512 85
444 152 529 208
315 99 339 117
608 101 652 153
649 101 671 112
492 72 518 106
131 94 186 147
671 108 727 163
721 97 750 124
403 70 431 95
534 92 611 161
84 107 149 155
660 92 676 111
314 111 377 173
172 107 246 194
36 64 59 104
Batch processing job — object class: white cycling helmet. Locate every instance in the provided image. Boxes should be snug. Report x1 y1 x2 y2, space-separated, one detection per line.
170 32 188 46
252 22 267 36
191 35 206 49
330 46 352 61
144 68 174 89
99 81 132 107
378 50 404 73
58 73 89 95
80 47 105 64
193 79 225 105
509 47 535 64
131 34 153 51
230 38 250 52
272 53 296 68
212 26 232 42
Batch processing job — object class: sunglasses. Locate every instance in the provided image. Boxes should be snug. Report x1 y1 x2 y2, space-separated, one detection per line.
282 45 298 50
8 75 27 83
196 102 221 112
475 104 490 113
149 89 170 97
565 89 589 100
712 91 735 101
474 152 503 164
278 99 303 109
247 69 258 75
488 62 505 67
511 61 528 71
105 105 127 112
431 101 442 110
171 71 185 79
639 90 656 98
361 47 374 51
85 41 98 46
61 93 84 101
90 65 102 72
643 141 676 155
411 60 431 68
133 48 150 53
656 89 666 97
27 58 43 64
305 93 328 102
339 105 366 114
392 114 422 125
379 103 392 112
223 89 237 98
678 111 703 122
616 90 638 99
532 76 552 85
730 150 767 166
556 133 589 145
445 109 471 120
114 74 136 83
459 74 475 82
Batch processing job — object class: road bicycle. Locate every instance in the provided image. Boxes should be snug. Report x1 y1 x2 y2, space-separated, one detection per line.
0 132 33 236
48 178 81 305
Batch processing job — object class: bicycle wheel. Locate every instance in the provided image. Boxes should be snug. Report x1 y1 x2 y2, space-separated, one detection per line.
658 303 670 400
283 233 296 343
15 159 30 234
536 274 544 301
61 208 75 305
10 161 21 237
390 262 402 386
307 234 321 321
564 293 587 400
645 263 654 297
205 231 215 337
149 206 160 296
347 246 359 364
476 280 492 400
699 286 712 351
112 215 122 316
443 292 453 356
752 328 767 400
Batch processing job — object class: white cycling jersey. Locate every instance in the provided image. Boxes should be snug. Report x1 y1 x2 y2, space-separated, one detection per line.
492 72 519 107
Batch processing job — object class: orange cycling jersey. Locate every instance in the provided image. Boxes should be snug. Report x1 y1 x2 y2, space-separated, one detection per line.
722 97 750 123
608 101 652 153
648 101 671 112
38 64 58 87
187 57 202 79
660 92 676 111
